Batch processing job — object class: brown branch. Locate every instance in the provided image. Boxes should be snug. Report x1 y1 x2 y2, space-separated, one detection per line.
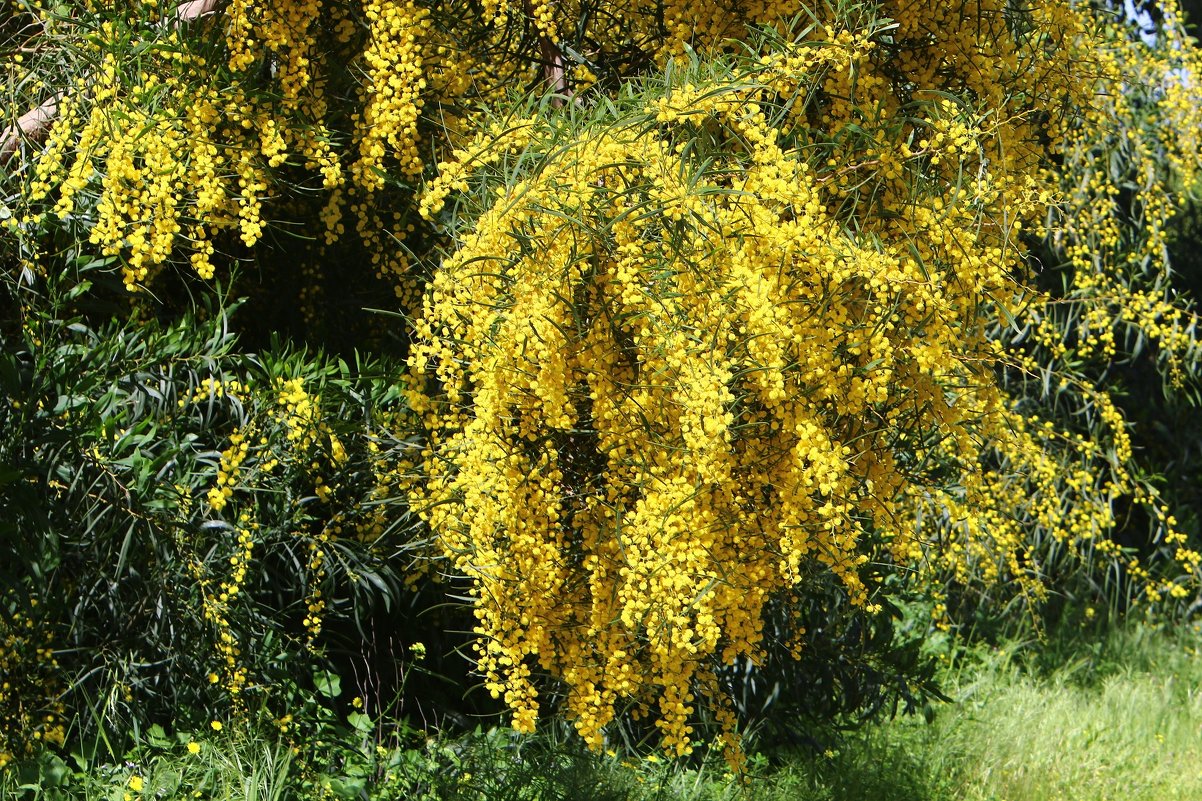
539 34 570 105
172 0 220 24
0 0 220 165
0 94 59 163
522 0 571 106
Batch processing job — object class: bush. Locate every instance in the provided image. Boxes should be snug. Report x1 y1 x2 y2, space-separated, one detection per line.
0 256 425 743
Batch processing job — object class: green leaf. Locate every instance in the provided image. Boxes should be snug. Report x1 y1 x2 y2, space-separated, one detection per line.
38 753 70 788
323 775 366 801
0 463 22 487
313 669 342 699
347 712 373 733
146 723 171 748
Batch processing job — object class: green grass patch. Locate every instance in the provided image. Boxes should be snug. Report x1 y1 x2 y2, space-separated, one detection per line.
752 621 1202 801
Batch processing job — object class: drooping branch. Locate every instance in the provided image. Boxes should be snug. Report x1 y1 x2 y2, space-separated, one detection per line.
0 0 220 165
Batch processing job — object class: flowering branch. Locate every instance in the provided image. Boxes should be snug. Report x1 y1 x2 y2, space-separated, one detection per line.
0 0 220 164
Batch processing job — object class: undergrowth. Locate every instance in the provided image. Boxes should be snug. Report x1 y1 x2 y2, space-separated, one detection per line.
4 621 1199 801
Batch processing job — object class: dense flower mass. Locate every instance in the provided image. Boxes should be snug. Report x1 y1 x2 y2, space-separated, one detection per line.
4 0 1202 764
403 0 1202 755
0 0 1083 292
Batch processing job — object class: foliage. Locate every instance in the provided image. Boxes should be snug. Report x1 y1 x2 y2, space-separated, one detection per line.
5 621 1201 800
0 255 424 755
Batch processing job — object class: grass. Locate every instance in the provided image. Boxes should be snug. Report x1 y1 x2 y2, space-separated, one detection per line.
743 621 1202 801
4 622 1202 800
1 725 297 801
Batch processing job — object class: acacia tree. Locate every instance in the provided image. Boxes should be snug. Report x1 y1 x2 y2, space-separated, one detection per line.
3 0 1202 763
403 5 1202 757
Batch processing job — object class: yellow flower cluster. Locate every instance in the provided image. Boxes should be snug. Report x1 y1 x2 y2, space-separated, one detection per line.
20 6 342 290
195 518 256 702
25 40 263 287
225 0 323 99
405 33 995 754
276 378 323 450
189 370 383 671
272 378 341 646
302 536 329 645
353 0 432 190
1034 4 1202 384
207 428 251 512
